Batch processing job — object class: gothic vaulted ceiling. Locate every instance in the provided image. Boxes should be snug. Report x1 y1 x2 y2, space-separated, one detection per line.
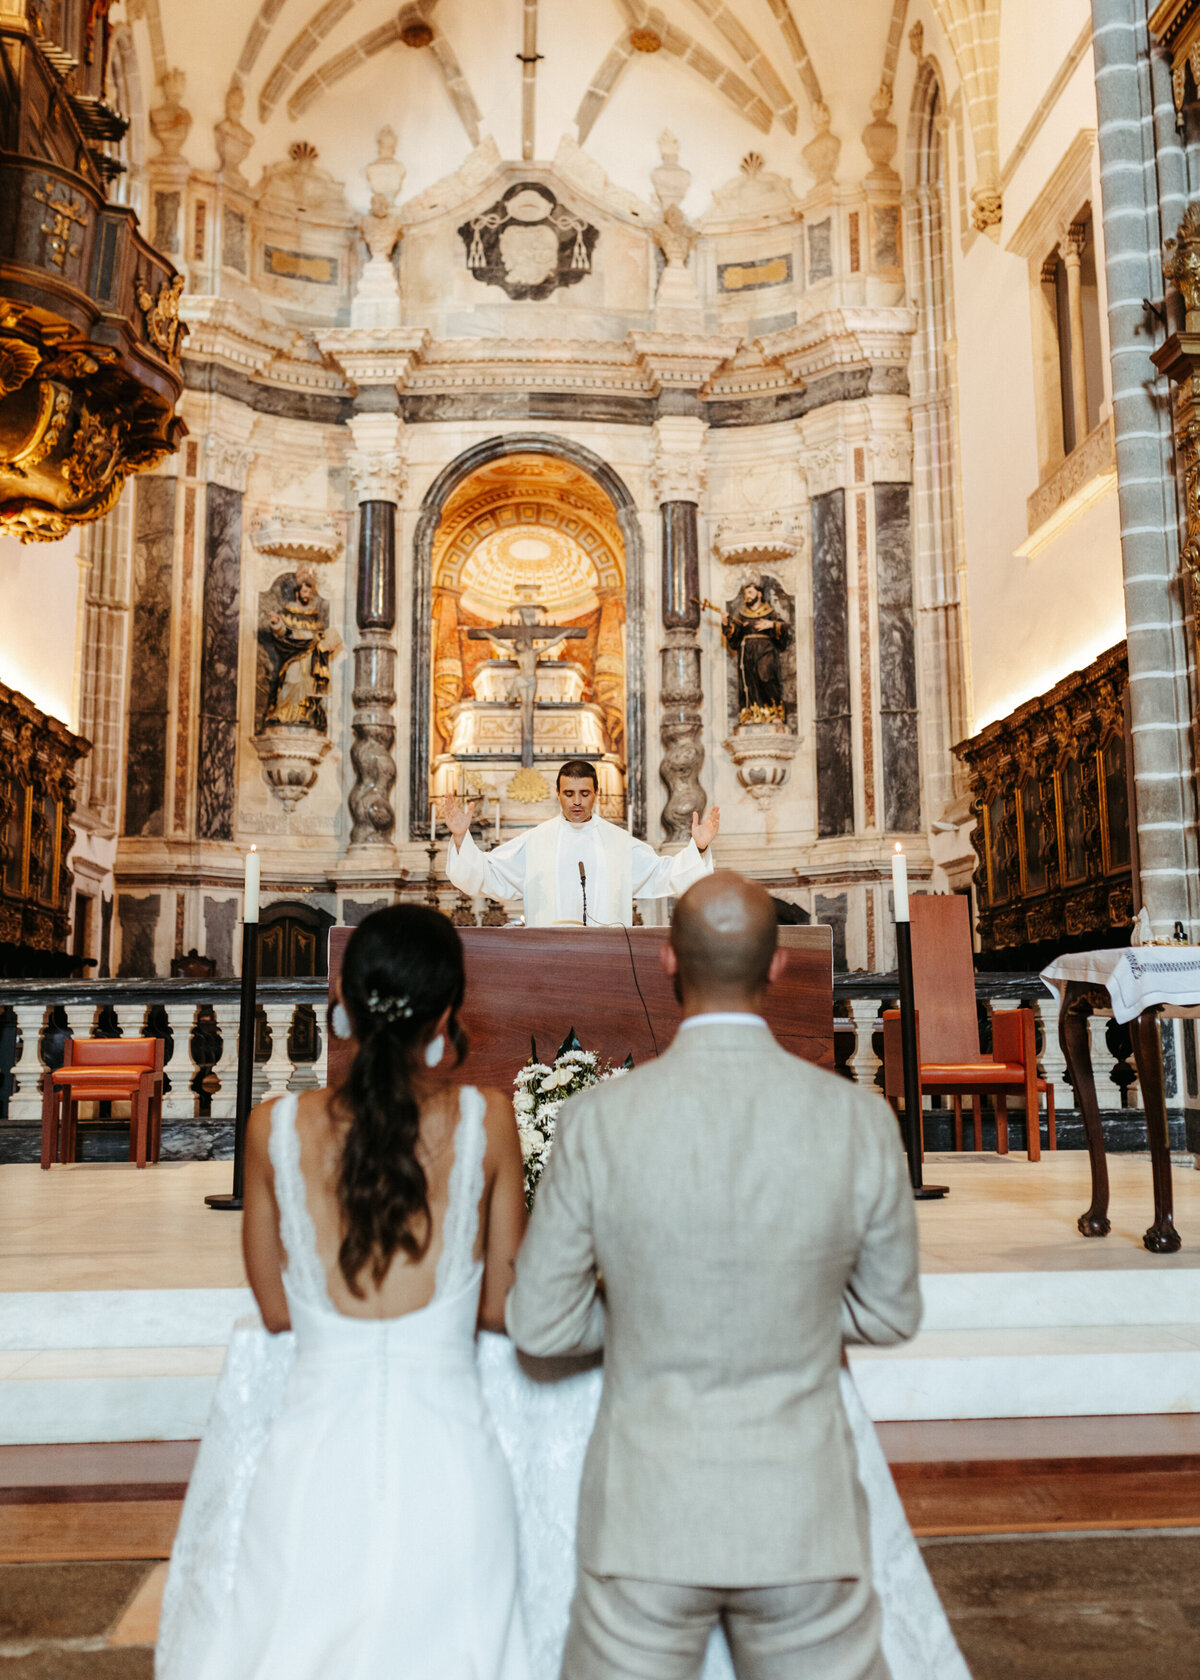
120 0 1000 217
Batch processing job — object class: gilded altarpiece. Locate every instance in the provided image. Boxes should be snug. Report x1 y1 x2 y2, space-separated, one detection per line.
0 683 88 975
955 645 1133 965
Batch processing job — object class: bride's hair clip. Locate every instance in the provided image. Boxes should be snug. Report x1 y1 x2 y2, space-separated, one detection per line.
364 989 415 1023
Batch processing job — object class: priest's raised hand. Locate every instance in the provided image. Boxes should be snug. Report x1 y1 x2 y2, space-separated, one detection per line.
443 791 476 845
692 804 721 854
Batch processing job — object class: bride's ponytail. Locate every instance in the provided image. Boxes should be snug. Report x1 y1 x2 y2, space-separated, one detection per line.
332 906 467 1296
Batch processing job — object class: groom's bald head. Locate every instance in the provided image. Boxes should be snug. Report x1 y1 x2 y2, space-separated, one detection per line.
669 872 780 1004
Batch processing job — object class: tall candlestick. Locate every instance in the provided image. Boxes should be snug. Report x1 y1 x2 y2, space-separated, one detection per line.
430 800 438 843
891 842 909 923
243 846 260 924
494 798 501 842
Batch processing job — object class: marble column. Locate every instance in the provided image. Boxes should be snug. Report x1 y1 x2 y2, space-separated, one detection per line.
123 475 176 838
196 483 244 841
1058 220 1090 450
652 418 707 842
347 413 404 846
875 481 920 833
811 488 853 837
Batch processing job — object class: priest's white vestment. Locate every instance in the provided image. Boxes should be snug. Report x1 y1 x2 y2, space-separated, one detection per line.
445 813 713 927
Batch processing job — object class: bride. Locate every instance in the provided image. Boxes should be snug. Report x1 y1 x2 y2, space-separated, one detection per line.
158 905 971 1680
162 904 530 1680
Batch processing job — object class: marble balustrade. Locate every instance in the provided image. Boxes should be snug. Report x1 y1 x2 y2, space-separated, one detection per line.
0 972 1187 1160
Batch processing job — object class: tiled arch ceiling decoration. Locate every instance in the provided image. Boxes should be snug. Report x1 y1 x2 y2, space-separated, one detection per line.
432 455 626 617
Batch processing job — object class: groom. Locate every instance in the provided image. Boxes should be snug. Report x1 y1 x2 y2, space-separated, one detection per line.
507 872 921 1679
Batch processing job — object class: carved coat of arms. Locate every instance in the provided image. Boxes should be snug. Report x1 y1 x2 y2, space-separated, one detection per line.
458 182 598 301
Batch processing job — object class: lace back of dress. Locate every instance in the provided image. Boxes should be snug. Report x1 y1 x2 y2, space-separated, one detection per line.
435 1086 488 1300
268 1092 332 1309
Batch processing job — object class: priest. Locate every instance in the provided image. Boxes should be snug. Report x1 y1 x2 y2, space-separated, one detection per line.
443 759 719 927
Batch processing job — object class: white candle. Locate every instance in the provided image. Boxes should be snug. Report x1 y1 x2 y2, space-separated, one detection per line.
891 842 909 924
627 798 634 833
494 798 501 842
244 846 260 925
430 800 438 843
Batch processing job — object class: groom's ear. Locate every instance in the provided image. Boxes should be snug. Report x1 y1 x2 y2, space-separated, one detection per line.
660 941 679 981
767 948 788 987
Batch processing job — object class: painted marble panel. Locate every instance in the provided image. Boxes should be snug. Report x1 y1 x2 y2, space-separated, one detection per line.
203 896 237 977
875 483 920 833
197 485 242 842
123 475 176 837
811 490 853 837
116 894 161 978
807 219 833 284
814 892 848 973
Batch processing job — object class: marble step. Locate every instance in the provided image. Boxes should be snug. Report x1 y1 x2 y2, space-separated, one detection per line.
3 1273 1199 1443
850 1323 1200 1422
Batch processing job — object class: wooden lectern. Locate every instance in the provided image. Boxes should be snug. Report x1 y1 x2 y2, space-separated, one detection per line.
327 925 833 1090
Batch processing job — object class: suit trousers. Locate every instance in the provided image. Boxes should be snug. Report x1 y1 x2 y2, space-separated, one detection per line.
561 1569 890 1680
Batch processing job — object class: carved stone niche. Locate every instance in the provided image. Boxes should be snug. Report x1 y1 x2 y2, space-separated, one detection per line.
712 514 803 568
252 568 343 808
720 573 801 807
250 512 343 566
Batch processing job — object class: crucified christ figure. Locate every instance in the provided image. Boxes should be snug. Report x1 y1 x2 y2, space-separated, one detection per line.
467 599 587 767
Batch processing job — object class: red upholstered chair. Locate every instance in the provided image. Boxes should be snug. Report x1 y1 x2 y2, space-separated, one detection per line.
881 894 1055 1161
40 1037 165 1169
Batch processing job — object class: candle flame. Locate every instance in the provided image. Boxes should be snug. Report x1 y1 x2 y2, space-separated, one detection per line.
250 844 257 853
893 842 902 854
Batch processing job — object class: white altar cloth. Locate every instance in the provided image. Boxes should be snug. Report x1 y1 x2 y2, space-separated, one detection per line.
1040 946 1200 1025
156 1324 970 1680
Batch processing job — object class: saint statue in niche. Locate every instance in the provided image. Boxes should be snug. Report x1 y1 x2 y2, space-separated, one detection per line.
722 577 790 724
261 567 343 733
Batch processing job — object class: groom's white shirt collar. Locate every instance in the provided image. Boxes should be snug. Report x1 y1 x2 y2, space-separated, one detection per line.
678 1012 768 1031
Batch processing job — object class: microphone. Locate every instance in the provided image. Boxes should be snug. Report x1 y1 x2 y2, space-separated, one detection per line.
578 860 588 925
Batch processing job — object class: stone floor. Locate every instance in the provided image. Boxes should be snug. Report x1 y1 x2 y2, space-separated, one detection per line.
922 1529 1200 1678
2 1532 1198 1676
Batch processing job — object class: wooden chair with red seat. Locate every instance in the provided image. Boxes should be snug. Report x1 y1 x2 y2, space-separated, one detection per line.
881 894 1055 1161
40 1037 165 1169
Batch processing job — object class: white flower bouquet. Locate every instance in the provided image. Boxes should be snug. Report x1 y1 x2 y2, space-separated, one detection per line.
514 1028 630 1206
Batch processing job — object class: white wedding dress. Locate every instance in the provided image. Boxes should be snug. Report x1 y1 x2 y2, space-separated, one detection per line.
158 1089 971 1680
159 1087 528 1680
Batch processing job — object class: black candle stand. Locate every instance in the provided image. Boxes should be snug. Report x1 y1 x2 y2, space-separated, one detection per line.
205 919 259 1212
896 918 948 1201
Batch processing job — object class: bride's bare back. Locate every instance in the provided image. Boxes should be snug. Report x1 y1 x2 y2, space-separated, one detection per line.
243 1079 527 1332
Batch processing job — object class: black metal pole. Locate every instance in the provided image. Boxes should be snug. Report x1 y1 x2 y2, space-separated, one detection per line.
206 920 259 1211
896 918 948 1201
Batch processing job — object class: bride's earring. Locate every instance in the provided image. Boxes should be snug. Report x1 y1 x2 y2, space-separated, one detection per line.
332 1002 353 1041
424 1033 445 1068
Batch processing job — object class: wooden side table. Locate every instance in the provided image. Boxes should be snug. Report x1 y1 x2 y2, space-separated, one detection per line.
1041 948 1199 1255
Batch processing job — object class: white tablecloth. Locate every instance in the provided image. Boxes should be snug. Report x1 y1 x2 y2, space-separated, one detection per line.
157 1324 971 1680
1039 946 1200 1025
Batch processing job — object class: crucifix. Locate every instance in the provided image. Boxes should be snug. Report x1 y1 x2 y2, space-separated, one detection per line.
467 594 586 767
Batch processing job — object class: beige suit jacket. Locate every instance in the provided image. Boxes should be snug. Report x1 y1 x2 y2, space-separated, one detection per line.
506 1019 921 1588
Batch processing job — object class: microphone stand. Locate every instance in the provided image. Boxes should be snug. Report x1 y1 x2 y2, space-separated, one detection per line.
579 861 588 926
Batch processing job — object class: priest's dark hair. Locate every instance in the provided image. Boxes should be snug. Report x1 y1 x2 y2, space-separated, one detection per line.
331 904 468 1297
556 758 599 788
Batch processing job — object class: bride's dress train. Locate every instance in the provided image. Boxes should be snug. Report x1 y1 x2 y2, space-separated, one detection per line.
157 1092 971 1680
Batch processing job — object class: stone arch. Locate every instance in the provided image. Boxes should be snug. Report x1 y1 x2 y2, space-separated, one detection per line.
409 433 646 839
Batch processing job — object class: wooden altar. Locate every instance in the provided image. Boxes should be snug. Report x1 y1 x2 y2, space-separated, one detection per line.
328 924 834 1088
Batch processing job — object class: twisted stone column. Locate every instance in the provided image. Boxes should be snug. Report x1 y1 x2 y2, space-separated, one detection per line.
652 418 707 842
347 413 404 846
